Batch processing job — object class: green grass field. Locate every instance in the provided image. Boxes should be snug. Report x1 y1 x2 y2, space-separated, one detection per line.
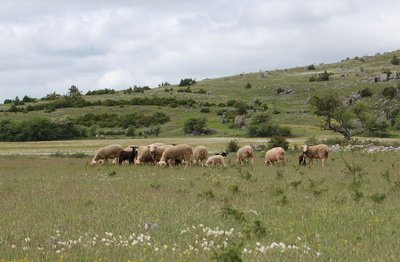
1 139 400 261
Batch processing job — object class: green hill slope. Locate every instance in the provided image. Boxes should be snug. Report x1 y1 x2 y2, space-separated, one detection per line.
1 50 399 140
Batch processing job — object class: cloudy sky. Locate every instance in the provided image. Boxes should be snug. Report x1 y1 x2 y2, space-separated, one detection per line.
1 0 399 102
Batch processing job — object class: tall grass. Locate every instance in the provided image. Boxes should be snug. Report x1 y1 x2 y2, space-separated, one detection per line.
0 151 399 260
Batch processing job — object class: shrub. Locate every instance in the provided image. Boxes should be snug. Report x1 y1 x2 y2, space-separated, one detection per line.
125 126 136 137
307 64 316 70
245 83 252 89
382 86 397 99
184 117 207 135
391 55 399 65
179 78 196 86
200 107 210 113
247 113 292 137
359 87 373 97
85 89 115 95
177 87 192 93
267 136 289 150
0 118 83 141
309 70 331 82
226 139 240 153
195 88 207 94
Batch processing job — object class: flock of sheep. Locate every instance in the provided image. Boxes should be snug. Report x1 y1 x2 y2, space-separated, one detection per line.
90 142 330 168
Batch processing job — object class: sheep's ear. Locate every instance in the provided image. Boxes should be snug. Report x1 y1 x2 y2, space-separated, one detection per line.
147 146 150 148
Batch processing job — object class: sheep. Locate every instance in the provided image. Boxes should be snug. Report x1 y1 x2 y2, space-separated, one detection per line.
148 143 167 161
118 146 138 165
193 145 208 166
136 144 170 165
157 144 193 168
91 144 124 166
205 155 227 167
215 151 228 157
236 145 254 165
298 154 307 166
264 147 286 166
300 144 329 167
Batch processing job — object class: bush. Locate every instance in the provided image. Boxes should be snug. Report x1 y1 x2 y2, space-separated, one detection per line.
226 139 240 153
125 126 136 137
0 118 83 141
309 70 331 82
200 107 210 113
391 55 399 65
247 112 293 137
195 88 207 94
268 136 289 150
177 87 192 93
184 117 207 135
85 89 115 95
307 64 316 70
245 83 252 89
382 86 397 99
179 78 196 86
359 87 373 97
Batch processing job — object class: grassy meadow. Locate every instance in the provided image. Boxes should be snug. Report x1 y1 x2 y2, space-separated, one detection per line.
1 139 400 261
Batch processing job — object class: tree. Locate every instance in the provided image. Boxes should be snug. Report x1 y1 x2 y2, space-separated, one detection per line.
310 92 388 140
68 85 81 96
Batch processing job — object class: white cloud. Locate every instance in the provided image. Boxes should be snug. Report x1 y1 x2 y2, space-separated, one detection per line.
0 0 400 102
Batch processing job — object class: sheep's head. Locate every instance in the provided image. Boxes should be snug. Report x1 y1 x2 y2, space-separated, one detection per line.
298 153 307 165
157 160 167 167
301 145 308 153
148 145 158 160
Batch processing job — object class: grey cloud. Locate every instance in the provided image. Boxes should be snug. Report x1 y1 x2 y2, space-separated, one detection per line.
1 0 400 102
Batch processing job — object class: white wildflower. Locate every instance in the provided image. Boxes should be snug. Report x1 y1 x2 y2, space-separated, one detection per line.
11 244 16 249
24 237 30 242
270 242 279 249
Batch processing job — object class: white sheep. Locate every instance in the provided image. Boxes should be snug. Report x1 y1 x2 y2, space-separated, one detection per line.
300 144 329 167
193 145 208 166
264 147 286 166
205 155 226 167
157 144 193 168
236 145 254 165
136 144 170 165
91 144 124 166
148 143 167 161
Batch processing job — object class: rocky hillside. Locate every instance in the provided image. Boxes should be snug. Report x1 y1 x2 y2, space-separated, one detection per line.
0 50 399 140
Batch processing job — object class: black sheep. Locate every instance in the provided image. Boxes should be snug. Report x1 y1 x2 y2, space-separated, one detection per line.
118 146 138 165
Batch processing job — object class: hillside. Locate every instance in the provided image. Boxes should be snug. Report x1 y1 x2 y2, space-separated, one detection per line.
1 50 400 140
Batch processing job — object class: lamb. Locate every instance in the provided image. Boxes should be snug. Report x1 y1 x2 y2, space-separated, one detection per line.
193 145 208 166
205 155 227 167
157 144 193 168
117 146 138 165
91 144 124 166
264 147 286 166
300 144 329 167
236 145 254 165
